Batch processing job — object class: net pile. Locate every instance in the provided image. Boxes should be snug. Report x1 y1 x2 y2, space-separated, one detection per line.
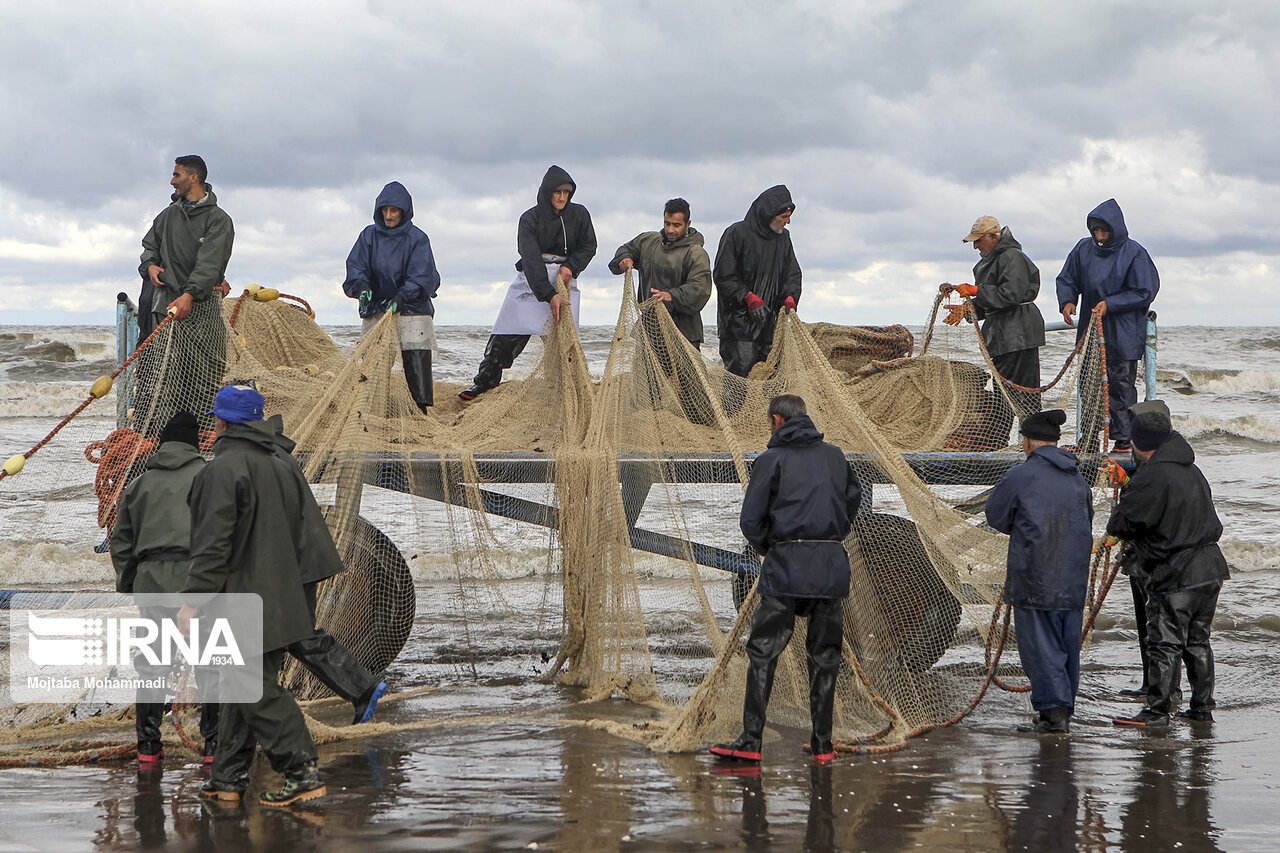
1 282 1120 761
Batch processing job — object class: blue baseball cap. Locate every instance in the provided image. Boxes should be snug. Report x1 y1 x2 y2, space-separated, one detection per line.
208 385 264 423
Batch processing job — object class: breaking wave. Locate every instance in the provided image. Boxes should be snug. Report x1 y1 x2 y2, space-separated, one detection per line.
1165 368 1280 395
1176 414 1280 444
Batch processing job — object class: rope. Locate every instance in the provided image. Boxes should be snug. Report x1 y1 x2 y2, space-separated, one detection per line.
0 314 174 486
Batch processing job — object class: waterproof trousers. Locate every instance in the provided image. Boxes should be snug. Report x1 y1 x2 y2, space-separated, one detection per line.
1129 575 1195 693
991 347 1042 435
472 334 530 392
211 648 317 787
1012 607 1081 712
743 595 844 754
1146 581 1220 716
287 582 379 703
134 603 219 751
1107 355 1138 443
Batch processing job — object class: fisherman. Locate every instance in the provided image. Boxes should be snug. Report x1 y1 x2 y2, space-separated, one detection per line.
179 385 334 806
459 165 597 400
1055 199 1159 451
609 197 712 348
711 394 861 764
137 155 233 432
985 409 1094 734
1109 401 1229 728
945 215 1046 421
712 185 802 378
343 181 442 411
109 411 219 766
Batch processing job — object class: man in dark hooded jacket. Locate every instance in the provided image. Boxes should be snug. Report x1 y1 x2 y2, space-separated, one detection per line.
946 216 1046 422
179 385 338 807
985 409 1094 733
1109 402 1228 728
1056 199 1160 450
460 165 597 400
713 186 802 377
343 181 442 411
137 155 232 432
710 394 861 764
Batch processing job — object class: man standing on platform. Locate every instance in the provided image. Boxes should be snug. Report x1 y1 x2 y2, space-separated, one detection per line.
710 394 861 764
985 410 1094 734
1055 199 1159 451
945 215 1045 420
712 185 802 377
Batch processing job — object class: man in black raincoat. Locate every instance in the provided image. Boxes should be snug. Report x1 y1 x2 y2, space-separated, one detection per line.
710 394 861 764
985 410 1094 733
712 186 802 377
1110 402 1228 728
460 165 596 400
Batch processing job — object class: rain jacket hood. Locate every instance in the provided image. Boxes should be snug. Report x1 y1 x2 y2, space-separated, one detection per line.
713 185 802 344
109 441 205 594
748 185 796 237
374 181 415 227
514 165 597 302
1055 198 1159 360
343 181 441 316
767 413 823 449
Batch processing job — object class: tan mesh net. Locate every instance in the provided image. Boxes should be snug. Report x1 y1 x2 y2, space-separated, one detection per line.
1 280 1121 763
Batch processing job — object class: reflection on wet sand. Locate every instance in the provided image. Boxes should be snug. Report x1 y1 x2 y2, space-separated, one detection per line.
1119 729 1223 853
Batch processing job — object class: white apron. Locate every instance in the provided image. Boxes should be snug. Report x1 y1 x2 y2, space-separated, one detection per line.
491 261 581 335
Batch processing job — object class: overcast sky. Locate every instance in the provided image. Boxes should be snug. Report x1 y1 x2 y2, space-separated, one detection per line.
1 1 1277 328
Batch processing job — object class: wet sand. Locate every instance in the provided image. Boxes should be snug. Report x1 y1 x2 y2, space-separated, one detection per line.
1 648 1277 853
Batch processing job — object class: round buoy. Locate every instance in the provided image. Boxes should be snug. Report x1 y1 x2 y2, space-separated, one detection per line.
303 364 319 377
3 455 25 476
89 376 113 399
245 282 262 295
254 288 280 302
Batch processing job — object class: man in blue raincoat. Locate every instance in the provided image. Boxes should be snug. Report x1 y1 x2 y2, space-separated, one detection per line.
343 181 442 411
986 409 1094 733
1055 199 1159 450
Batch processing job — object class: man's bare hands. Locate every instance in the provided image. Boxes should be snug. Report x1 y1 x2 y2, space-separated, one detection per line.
650 288 672 302
148 265 166 287
177 603 197 635
168 292 194 320
550 292 566 323
1061 303 1076 326
618 258 634 273
1092 301 1109 317
558 265 573 284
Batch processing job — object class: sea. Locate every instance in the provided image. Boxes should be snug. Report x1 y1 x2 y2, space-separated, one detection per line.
0 321 1278 851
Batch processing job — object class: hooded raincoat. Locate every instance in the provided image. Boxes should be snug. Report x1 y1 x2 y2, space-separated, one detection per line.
608 227 712 345
184 420 342 653
986 446 1095 610
1106 432 1229 595
740 415 861 599
343 182 441 317
713 185 803 345
971 227 1046 357
1055 199 1160 361
515 166 597 302
110 441 205 595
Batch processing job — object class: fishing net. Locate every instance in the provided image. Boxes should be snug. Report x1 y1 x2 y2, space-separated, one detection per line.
0 280 1121 762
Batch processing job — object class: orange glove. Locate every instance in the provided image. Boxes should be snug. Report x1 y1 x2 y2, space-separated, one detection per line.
943 304 967 326
1105 459 1130 487
956 283 978 298
745 292 765 311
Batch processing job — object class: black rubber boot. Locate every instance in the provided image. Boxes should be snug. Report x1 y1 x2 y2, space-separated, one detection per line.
135 702 165 763
260 761 326 807
461 334 528 400
401 349 433 411
710 733 763 762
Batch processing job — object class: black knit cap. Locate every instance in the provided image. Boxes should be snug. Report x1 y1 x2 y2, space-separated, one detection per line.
158 411 199 448
1020 409 1067 442
1129 400 1172 450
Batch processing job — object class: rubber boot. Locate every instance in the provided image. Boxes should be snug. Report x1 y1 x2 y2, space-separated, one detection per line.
288 628 378 703
135 702 165 763
259 761 326 807
401 349 433 411
460 335 529 400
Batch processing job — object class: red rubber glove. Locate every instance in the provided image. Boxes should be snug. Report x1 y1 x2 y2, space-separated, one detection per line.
956 283 978 298
943 304 967 326
783 295 797 311
745 292 765 311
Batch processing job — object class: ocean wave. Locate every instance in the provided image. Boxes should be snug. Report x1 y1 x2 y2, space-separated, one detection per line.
1176 413 1280 444
1220 539 1280 572
0 380 114 418
1166 368 1280 394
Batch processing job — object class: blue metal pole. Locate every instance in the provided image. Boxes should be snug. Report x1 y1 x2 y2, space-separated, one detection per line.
115 292 137 429
1144 310 1158 401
